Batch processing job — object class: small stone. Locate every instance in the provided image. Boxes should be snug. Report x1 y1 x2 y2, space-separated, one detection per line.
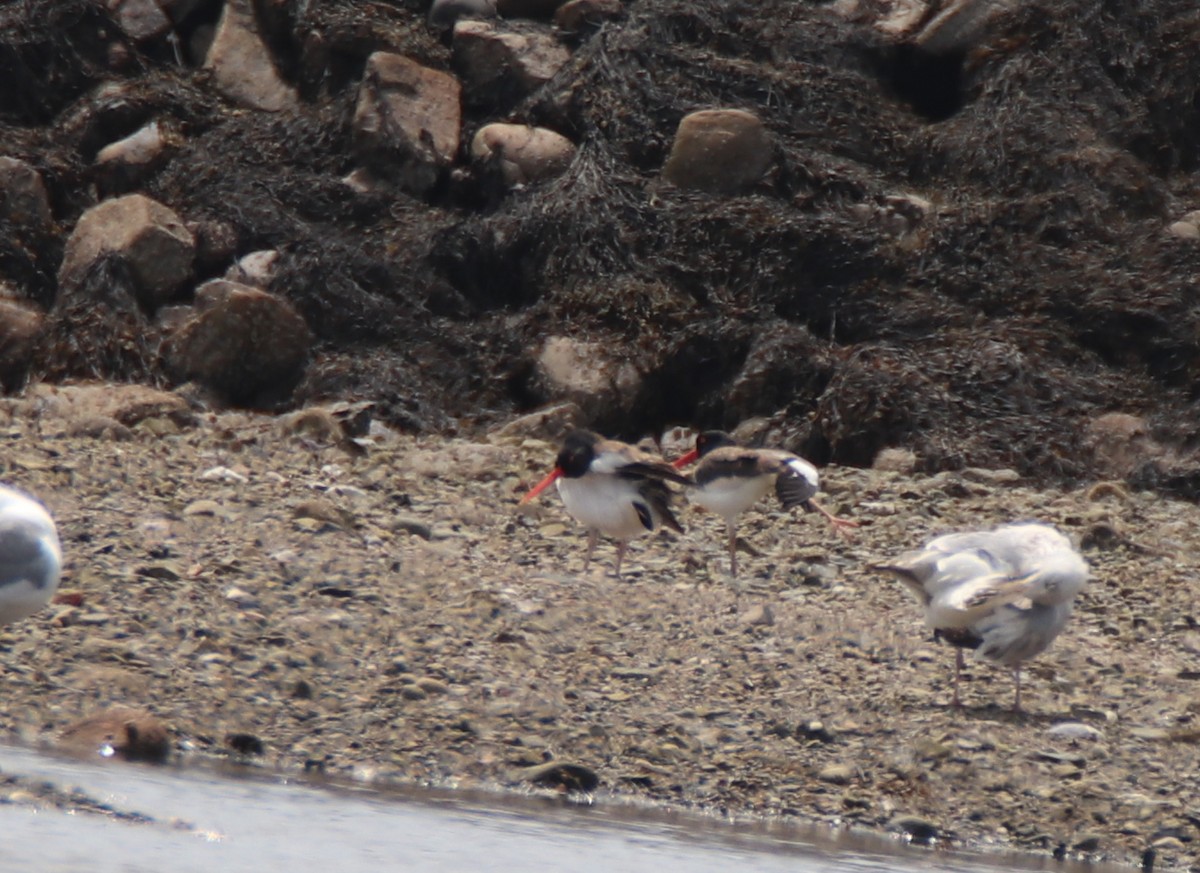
553 0 623 31
293 499 354 529
1166 220 1200 240
662 109 772 195
105 0 172 41
225 250 280 287
1046 722 1104 741
893 814 939 844
470 123 576 187
741 603 774 627
488 402 580 442
401 684 429 700
872 447 917 473
416 677 449 694
429 0 498 29
818 763 854 784
95 121 170 193
1071 833 1102 852
183 499 224 517
225 586 259 608
59 707 171 763
393 516 433 540
225 733 265 755
519 760 599 792
0 156 53 229
1128 727 1170 741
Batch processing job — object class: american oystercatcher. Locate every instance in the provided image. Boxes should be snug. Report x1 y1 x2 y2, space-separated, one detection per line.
521 430 691 577
0 484 62 626
876 522 1089 711
671 430 857 575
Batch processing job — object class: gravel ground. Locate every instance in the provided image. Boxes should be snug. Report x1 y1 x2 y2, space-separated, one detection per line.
2 402 1198 870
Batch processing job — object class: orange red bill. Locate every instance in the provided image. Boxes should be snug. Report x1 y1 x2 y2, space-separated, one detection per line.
520 467 563 504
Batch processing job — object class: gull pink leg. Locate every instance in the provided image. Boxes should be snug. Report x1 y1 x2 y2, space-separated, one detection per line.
953 649 965 708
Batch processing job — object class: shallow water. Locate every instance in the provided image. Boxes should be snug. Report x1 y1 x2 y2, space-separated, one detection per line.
0 743 1122 873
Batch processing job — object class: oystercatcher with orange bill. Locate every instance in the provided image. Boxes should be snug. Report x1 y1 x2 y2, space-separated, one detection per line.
672 430 857 576
521 430 691 577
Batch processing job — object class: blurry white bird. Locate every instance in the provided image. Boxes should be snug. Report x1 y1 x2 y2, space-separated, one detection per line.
1 484 62 626
877 522 1088 711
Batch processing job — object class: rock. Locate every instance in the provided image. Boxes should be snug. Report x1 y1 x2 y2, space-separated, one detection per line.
0 156 53 230
429 0 498 29
1166 220 1200 240
453 20 570 98
470 123 576 186
892 814 939 844
59 707 171 763
293 498 354 529
497 0 566 17
553 0 623 32
875 192 935 237
188 219 239 276
353 52 462 194
1071 833 1103 852
58 194 195 308
662 109 772 195
159 0 206 24
741 603 774 627
873 447 918 473
869 0 927 37
519 759 599 792
488 401 581 442
204 0 298 112
66 416 135 440
105 0 172 42
94 121 171 193
225 249 280 287
166 283 312 404
0 300 44 391
23 382 196 428
915 0 1020 55
817 762 854 784
1046 722 1104 741
225 586 259 608
533 336 640 417
225 732 265 755
1084 412 1163 479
